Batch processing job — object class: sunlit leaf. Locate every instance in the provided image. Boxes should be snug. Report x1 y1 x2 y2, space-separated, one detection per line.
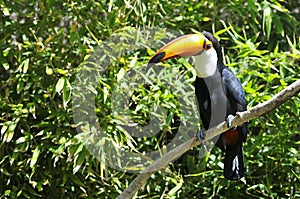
20 58 29 74
30 145 41 168
46 66 53 75
63 78 72 108
2 118 20 143
117 68 126 82
56 77 65 93
263 6 272 39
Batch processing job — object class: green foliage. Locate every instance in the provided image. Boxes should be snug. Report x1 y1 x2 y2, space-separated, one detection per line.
1 0 300 198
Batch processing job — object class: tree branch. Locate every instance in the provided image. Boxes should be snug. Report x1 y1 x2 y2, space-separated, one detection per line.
117 79 300 199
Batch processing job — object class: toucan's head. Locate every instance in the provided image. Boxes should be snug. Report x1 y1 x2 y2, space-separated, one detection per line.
148 31 222 78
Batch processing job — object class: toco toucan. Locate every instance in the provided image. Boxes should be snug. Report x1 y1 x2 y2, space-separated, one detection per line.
147 31 247 180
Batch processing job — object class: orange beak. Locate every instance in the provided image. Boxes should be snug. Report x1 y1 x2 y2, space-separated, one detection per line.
147 33 212 70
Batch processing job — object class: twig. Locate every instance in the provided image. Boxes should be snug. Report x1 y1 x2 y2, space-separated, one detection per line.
117 79 300 199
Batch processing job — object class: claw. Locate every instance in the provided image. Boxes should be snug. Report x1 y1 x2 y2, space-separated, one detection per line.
197 130 206 143
226 114 236 130
198 129 209 158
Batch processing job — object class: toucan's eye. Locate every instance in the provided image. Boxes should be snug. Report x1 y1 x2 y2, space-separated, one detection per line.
206 44 212 50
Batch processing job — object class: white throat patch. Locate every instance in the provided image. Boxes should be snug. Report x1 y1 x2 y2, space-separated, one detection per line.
194 48 218 78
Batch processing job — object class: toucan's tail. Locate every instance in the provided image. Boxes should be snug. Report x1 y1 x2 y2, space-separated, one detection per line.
224 129 244 180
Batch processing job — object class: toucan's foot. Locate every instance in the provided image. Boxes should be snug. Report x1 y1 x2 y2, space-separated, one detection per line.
226 114 236 130
197 129 209 158
197 130 206 143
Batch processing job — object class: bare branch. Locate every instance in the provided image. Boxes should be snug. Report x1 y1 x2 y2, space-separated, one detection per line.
117 79 300 199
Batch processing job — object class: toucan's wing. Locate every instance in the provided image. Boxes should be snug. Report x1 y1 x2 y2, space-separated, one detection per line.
222 67 248 142
221 68 246 110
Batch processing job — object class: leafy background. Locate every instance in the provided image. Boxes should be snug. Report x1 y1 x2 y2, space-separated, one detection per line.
1 0 300 198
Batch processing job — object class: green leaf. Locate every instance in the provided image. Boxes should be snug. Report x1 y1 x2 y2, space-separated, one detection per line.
3 60 9 70
279 65 285 79
46 66 53 75
2 48 10 57
20 58 29 74
17 80 24 94
273 15 284 37
55 68 68 76
1 122 8 137
215 26 231 37
63 78 72 108
2 118 20 143
30 146 41 168
55 77 65 93
263 6 272 39
167 178 183 196
117 68 126 82
70 31 79 44
103 86 109 103
2 7 10 16
69 174 85 187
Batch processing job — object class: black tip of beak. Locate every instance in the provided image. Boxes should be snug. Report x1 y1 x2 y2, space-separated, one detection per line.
146 52 166 71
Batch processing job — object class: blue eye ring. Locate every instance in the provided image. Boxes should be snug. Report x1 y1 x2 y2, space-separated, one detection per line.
206 43 212 50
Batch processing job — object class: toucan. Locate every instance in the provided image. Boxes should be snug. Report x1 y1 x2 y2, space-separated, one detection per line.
147 31 247 180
